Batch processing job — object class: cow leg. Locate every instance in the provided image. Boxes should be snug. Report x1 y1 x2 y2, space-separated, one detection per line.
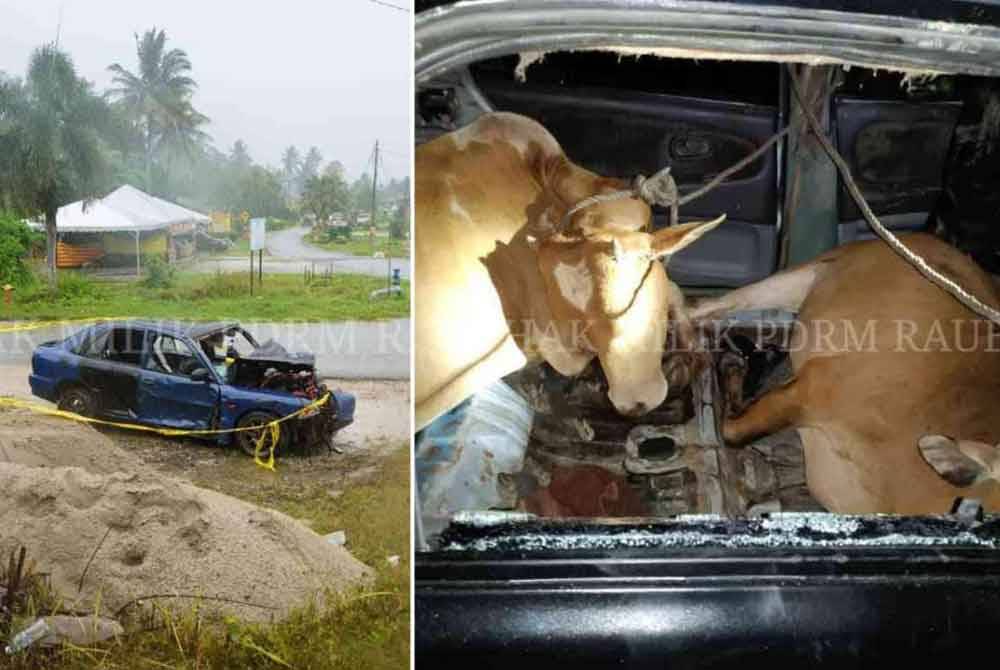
688 262 823 322
723 375 804 446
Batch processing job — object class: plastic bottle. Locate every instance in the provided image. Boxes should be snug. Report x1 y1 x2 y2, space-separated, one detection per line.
5 618 51 655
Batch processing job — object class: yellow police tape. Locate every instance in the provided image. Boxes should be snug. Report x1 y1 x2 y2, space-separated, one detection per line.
0 316 129 334
0 392 331 472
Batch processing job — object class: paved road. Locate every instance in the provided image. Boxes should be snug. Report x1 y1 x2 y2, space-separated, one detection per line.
190 226 410 279
0 319 409 393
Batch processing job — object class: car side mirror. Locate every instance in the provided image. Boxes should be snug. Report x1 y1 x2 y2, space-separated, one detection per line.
189 368 212 383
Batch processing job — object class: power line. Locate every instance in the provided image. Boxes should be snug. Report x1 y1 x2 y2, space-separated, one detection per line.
365 0 410 12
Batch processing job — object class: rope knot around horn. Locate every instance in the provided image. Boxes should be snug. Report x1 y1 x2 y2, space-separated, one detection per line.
632 165 678 210
560 165 680 231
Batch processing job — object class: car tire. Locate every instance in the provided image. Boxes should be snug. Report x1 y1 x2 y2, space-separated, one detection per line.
235 411 290 458
57 385 98 418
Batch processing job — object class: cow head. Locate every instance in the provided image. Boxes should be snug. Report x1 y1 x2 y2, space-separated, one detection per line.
484 216 724 417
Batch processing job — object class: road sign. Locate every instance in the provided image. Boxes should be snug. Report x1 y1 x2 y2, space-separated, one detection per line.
250 218 267 251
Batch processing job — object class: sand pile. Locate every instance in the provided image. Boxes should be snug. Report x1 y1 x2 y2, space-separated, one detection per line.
0 410 372 621
0 410 144 474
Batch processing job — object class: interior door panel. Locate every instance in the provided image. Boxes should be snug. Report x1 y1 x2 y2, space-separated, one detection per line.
833 96 962 241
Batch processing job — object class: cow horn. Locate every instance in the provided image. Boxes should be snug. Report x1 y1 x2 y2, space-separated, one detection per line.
612 238 625 262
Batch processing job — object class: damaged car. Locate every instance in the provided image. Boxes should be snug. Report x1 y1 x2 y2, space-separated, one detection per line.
414 0 1000 665
28 320 354 455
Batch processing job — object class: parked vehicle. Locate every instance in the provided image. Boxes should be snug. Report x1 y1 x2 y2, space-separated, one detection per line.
29 320 354 454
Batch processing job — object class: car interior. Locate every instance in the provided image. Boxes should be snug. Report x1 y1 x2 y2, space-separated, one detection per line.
414 50 1000 545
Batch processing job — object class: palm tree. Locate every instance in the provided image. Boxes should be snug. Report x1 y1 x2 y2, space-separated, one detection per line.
229 139 252 171
107 28 208 192
300 146 323 182
280 146 300 200
0 45 111 287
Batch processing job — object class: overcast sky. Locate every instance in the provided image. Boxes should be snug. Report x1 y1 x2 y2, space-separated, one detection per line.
0 0 411 181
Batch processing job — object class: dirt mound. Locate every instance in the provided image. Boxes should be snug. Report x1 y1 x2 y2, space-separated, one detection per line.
0 462 372 621
0 409 144 475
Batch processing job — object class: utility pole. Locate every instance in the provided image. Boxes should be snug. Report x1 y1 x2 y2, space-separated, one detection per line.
369 139 391 293
369 140 379 256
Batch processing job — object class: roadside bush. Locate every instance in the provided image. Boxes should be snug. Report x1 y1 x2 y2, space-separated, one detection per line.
141 254 176 288
20 271 100 304
326 226 352 242
0 214 43 288
182 270 249 300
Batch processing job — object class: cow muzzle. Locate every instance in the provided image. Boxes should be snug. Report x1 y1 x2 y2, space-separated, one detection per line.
606 374 668 418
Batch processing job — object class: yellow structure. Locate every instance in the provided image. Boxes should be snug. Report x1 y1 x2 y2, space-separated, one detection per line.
210 211 232 233
101 230 168 255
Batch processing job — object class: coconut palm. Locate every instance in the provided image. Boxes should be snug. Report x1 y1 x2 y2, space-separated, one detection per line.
281 145 300 200
300 146 323 182
107 28 208 191
229 139 252 171
0 45 112 287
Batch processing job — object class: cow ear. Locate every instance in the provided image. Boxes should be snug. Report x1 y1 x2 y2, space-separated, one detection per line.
651 215 726 259
918 435 996 488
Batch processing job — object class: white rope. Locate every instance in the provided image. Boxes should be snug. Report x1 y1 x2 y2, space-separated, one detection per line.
559 165 678 230
787 66 1000 326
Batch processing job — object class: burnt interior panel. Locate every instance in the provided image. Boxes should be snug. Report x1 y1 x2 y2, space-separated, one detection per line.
834 96 962 222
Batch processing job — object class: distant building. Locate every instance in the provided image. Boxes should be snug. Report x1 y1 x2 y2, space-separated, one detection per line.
53 185 211 273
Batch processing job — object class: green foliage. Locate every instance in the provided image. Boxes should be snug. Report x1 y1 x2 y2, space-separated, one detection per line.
301 172 349 226
229 165 290 219
107 28 209 194
0 214 41 287
0 45 114 284
19 271 100 305
389 204 408 240
140 253 176 288
10 271 409 322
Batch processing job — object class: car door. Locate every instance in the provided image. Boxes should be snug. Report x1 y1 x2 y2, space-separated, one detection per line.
136 332 220 430
76 325 145 419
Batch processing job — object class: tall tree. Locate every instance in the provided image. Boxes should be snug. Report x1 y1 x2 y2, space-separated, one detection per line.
300 172 347 228
229 139 252 172
280 145 300 200
350 172 374 213
0 45 112 286
107 28 208 193
300 146 323 182
324 160 346 180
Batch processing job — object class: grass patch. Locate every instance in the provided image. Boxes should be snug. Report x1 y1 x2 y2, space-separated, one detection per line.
2 444 411 670
3 271 409 322
306 231 410 259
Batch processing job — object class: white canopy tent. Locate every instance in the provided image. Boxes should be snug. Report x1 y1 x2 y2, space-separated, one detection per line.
56 185 211 274
101 184 211 228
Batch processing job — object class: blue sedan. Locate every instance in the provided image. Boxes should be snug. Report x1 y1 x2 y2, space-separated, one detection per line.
28 320 355 455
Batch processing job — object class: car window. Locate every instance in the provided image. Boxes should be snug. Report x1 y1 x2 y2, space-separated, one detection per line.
148 334 203 377
74 328 109 358
102 328 146 367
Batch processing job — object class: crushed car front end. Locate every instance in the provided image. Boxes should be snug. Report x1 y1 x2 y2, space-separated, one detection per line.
203 325 356 450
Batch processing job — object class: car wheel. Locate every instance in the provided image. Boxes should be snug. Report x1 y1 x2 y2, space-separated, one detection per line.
235 411 289 458
57 386 98 417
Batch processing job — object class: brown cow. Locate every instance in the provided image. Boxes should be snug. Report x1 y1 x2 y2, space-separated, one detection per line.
691 233 1000 514
415 112 722 430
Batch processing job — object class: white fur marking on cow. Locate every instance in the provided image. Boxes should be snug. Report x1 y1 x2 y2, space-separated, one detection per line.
449 196 473 224
553 259 593 311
